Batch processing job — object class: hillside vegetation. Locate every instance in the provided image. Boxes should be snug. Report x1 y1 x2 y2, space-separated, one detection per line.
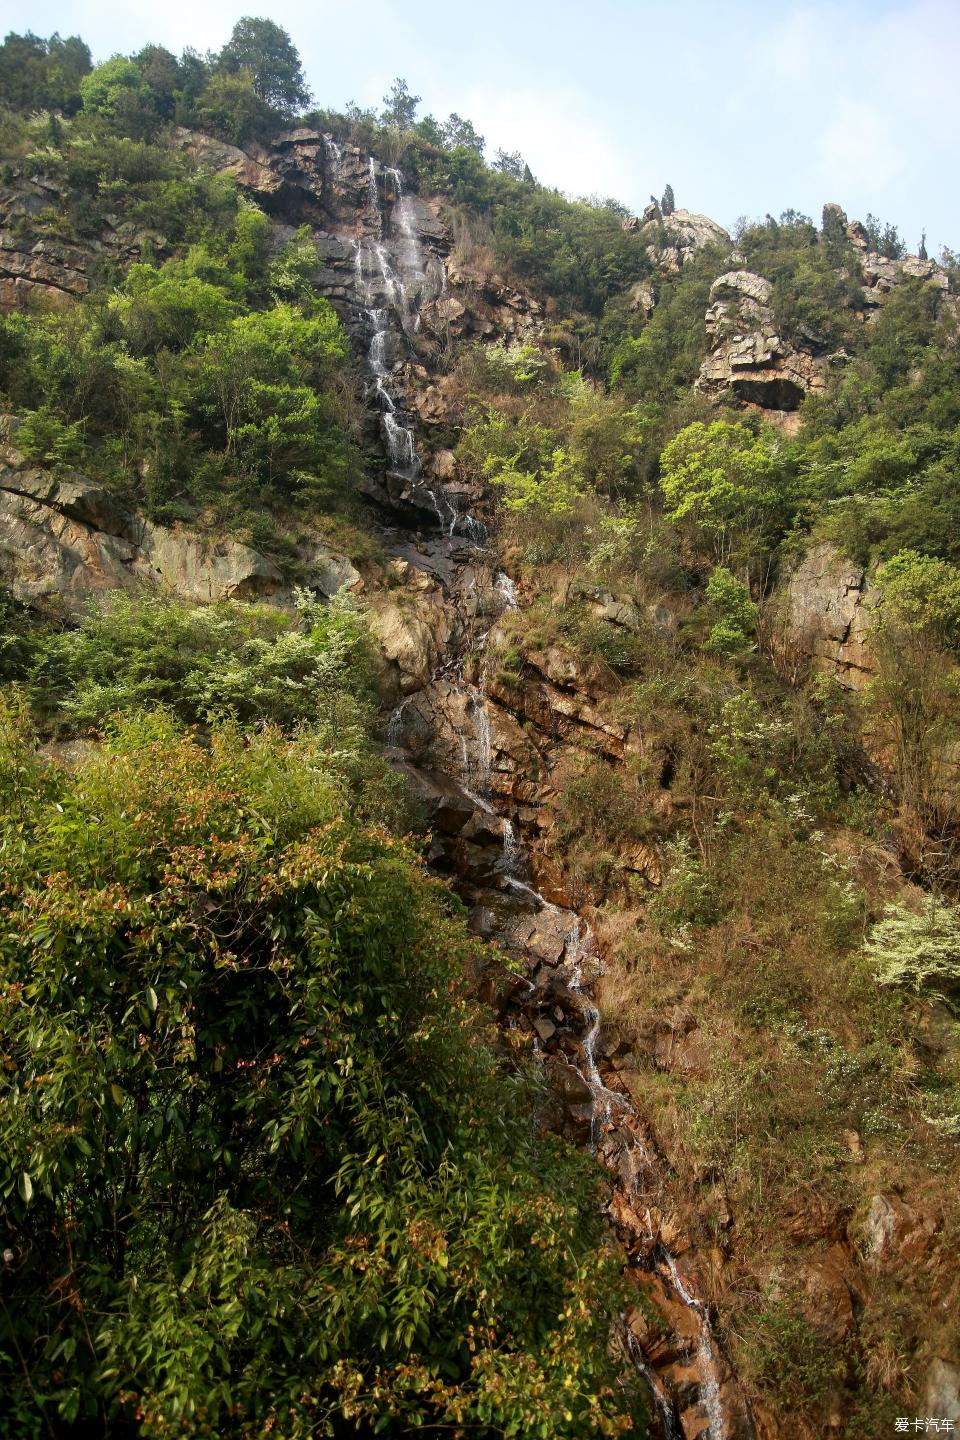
1 18 959 1440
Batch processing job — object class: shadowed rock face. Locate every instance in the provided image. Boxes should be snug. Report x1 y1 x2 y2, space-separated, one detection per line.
0 171 159 309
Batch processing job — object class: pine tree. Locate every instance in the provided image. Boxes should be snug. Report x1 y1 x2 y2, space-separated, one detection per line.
661 183 676 216
380 77 420 130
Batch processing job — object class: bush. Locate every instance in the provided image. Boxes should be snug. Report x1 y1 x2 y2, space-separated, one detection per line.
659 419 793 573
704 566 755 655
864 896 960 1006
0 708 639 1438
32 589 374 735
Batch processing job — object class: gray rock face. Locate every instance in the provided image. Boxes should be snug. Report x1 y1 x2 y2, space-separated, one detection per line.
0 457 358 611
697 268 828 410
639 209 731 272
924 1359 960 1425
0 171 159 312
774 541 875 684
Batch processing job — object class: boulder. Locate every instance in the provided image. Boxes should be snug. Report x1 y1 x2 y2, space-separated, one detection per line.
368 590 454 697
924 1359 960 1425
861 1193 938 1264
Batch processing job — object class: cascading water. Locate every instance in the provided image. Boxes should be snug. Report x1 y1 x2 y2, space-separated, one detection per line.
366 156 380 231
559 935 732 1437
323 134 342 180
502 818 520 869
351 153 743 1439
353 159 476 534
494 569 519 609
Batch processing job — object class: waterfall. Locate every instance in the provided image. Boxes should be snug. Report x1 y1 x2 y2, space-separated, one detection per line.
354 162 463 529
354 239 422 479
350 154 742 1440
495 569 519 609
469 687 491 793
557 940 732 1438
366 156 380 232
386 695 412 748
388 167 429 334
323 134 342 181
662 1254 727 1440
625 1327 683 1440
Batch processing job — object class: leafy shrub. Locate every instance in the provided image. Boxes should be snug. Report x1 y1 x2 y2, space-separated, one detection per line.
742 1294 846 1417
704 566 755 654
0 709 639 1438
865 897 960 1006
33 589 374 735
659 419 794 572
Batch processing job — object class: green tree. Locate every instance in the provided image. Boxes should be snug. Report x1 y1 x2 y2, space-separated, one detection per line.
442 110 484 155
195 70 275 144
0 708 639 1438
79 54 152 128
864 212 906 260
380 75 420 130
659 419 792 574
131 43 181 120
0 30 91 114
661 182 676 215
32 589 374 734
218 16 310 111
494 147 527 180
704 565 756 654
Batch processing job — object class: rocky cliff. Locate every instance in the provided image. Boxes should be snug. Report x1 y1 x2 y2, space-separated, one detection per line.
2 125 957 1440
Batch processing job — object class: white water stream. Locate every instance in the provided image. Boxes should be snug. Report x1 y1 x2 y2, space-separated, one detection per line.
354 156 736 1440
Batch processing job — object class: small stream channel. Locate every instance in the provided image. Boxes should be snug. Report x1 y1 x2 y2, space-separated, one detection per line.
333 146 753 1440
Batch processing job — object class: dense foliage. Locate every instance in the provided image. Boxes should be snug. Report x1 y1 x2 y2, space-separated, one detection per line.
3 14 960 1435
0 217 361 533
0 708 635 1437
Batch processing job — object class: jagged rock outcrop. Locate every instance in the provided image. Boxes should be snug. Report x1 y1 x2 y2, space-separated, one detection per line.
628 206 731 273
424 259 542 345
696 270 828 410
0 454 358 609
773 540 875 685
0 170 162 310
834 208 959 331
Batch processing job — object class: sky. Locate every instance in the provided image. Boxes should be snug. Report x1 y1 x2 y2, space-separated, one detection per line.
13 0 960 253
